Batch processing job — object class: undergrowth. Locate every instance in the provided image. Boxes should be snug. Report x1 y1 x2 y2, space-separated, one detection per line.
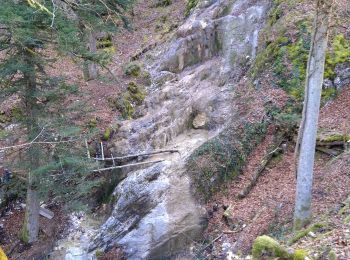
187 120 268 201
252 0 350 104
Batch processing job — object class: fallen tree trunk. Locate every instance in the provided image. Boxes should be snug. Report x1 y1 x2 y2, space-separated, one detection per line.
93 159 165 172
316 140 347 147
94 149 180 162
315 146 342 156
238 137 284 199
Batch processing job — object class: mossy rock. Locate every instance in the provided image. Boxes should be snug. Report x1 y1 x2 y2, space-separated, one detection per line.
109 82 146 119
127 82 146 105
288 223 324 245
338 197 350 215
87 118 98 129
317 130 350 143
155 0 171 7
185 0 199 16
325 34 350 79
328 250 338 260
0 129 10 139
187 120 268 200
321 87 337 101
140 71 152 86
0 113 10 124
114 96 135 119
252 236 309 260
252 235 290 259
102 128 112 141
124 62 141 77
293 249 308 260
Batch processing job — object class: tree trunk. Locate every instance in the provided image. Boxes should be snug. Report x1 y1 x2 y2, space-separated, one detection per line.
21 48 40 243
293 0 334 231
85 31 98 80
22 183 40 243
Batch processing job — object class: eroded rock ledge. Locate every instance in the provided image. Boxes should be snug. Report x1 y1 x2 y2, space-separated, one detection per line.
90 0 270 258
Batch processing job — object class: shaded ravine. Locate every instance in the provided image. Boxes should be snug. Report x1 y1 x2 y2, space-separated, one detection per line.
51 0 271 259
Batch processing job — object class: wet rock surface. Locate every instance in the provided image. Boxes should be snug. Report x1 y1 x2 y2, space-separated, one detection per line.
53 0 270 259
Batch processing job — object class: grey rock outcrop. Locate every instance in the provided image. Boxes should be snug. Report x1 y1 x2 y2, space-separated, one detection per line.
90 0 270 259
157 0 270 77
334 61 350 90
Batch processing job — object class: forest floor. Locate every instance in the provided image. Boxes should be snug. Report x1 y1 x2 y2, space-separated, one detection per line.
201 84 350 259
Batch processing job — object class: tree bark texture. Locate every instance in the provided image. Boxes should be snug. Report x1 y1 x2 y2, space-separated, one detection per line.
21 48 40 243
87 31 98 80
293 0 334 231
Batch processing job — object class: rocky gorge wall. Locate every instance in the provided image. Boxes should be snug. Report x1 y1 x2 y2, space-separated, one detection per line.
89 0 271 259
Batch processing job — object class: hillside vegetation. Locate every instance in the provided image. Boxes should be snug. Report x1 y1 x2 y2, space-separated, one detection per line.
0 0 349 259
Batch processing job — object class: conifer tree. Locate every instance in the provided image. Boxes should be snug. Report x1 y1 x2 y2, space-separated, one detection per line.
0 0 133 243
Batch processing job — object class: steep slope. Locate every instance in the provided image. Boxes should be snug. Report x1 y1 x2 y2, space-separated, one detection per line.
88 0 271 259
204 87 350 258
46 0 350 259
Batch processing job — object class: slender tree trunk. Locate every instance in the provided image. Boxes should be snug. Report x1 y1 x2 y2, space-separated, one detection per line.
293 0 334 231
85 31 98 80
21 48 40 243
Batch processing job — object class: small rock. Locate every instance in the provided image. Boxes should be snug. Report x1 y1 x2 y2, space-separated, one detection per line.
226 251 240 260
192 112 208 129
308 231 316 238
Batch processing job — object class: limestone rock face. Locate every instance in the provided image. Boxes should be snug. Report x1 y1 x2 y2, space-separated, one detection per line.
91 162 205 259
90 0 270 259
157 0 270 77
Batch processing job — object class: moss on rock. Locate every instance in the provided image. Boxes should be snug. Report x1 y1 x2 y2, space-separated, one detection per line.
293 249 308 260
87 118 98 129
252 235 290 259
187 120 268 200
288 223 324 245
325 34 350 79
124 62 141 77
317 131 350 143
328 250 338 260
155 0 172 7
252 236 309 260
109 82 146 119
102 128 112 141
185 0 199 16
127 82 146 105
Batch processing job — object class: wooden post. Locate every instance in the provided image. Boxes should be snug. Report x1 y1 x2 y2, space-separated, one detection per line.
111 153 116 167
100 142 104 160
84 139 90 159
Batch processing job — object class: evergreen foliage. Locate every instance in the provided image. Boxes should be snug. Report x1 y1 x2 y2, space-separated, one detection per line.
0 0 134 242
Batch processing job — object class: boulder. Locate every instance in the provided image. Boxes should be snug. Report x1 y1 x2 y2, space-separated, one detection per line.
192 112 208 129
